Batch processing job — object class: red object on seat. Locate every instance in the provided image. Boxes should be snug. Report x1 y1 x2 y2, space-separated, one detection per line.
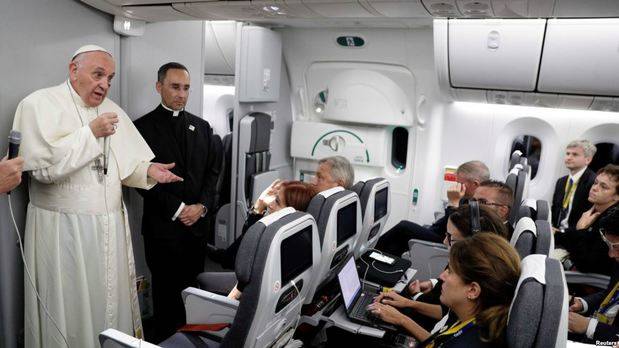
178 323 231 332
444 172 457 182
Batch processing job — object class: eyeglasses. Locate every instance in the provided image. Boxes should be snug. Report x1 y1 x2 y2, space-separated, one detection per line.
599 229 619 251
465 198 509 208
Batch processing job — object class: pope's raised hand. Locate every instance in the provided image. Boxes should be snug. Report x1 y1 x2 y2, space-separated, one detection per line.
148 162 183 184
89 112 119 138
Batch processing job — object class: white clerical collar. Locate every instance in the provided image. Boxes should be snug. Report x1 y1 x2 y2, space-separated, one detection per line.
161 103 182 117
66 79 89 108
570 166 587 183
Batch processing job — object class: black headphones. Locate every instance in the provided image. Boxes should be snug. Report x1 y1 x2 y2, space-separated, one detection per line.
469 200 481 235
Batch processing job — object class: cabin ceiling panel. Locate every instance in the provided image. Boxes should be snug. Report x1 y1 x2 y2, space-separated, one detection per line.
103 0 190 5
363 0 432 18
121 4 201 20
554 0 619 17
203 21 236 75
301 0 377 18
174 1 319 20
82 0 619 23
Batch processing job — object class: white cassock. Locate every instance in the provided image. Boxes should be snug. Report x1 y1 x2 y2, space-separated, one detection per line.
13 80 156 348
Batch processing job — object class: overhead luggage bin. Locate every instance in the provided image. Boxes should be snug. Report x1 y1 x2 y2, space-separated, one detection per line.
448 19 546 91
537 18 619 97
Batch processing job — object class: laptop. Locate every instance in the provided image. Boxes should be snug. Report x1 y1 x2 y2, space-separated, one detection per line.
337 256 391 328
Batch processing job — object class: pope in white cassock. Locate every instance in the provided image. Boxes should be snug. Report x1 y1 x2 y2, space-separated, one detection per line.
12 45 183 348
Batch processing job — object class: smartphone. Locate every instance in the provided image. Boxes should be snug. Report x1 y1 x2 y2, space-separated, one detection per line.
369 251 396 265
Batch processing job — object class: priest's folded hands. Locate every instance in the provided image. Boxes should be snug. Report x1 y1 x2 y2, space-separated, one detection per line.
147 162 184 183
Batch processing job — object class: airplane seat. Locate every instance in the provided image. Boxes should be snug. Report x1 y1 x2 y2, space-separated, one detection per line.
351 180 365 197
508 165 526 226
211 112 279 251
217 133 233 208
509 150 524 170
536 200 551 222
353 178 390 258
507 254 568 348
407 239 449 281
534 220 554 256
510 217 537 259
204 133 224 246
518 199 551 224
564 271 611 291
100 207 320 348
304 186 362 303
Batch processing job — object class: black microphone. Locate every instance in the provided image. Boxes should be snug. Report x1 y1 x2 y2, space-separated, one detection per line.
8 130 21 160
103 136 109 175
6 130 21 194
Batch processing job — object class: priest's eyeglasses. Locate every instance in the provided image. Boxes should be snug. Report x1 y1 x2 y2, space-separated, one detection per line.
599 229 619 251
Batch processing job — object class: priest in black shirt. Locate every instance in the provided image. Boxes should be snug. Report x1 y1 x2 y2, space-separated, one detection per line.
134 62 220 342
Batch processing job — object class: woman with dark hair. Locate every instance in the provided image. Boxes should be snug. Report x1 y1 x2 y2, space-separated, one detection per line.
369 233 520 347
368 204 509 341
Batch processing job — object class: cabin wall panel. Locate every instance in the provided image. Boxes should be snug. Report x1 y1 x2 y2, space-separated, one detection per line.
119 20 205 288
0 1 119 347
282 27 446 226
441 103 619 203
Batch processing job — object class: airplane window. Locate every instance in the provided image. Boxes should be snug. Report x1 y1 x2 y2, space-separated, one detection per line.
313 89 328 115
590 142 619 172
509 135 542 179
391 127 408 172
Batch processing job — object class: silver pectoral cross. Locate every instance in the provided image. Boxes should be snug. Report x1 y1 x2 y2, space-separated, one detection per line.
91 155 105 183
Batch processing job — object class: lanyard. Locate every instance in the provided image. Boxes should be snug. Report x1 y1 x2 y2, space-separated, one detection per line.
562 177 579 209
595 281 619 324
426 318 476 348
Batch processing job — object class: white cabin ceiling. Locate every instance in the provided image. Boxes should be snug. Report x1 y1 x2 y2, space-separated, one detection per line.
80 0 619 26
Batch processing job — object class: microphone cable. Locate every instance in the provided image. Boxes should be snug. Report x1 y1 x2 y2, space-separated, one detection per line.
7 192 70 347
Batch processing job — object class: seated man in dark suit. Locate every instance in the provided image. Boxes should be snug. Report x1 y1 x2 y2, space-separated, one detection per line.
552 140 597 232
568 208 619 343
554 164 619 275
375 160 490 256
471 180 514 238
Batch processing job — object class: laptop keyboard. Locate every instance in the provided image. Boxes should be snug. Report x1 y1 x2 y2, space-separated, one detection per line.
352 292 375 319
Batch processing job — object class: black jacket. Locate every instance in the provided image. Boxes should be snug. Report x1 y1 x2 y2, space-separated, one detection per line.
554 203 619 276
582 265 619 343
134 105 220 238
551 167 596 229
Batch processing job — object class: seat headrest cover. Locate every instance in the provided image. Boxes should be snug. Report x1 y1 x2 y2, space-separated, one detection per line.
510 217 536 245
351 181 365 196
509 254 548 316
522 198 536 209
259 207 296 226
318 186 345 198
517 254 548 289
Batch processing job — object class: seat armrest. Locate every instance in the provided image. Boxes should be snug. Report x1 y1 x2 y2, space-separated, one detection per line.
564 271 610 290
182 287 239 321
408 239 448 250
99 329 160 348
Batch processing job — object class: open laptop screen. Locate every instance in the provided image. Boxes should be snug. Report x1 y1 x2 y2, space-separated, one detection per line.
337 257 361 310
